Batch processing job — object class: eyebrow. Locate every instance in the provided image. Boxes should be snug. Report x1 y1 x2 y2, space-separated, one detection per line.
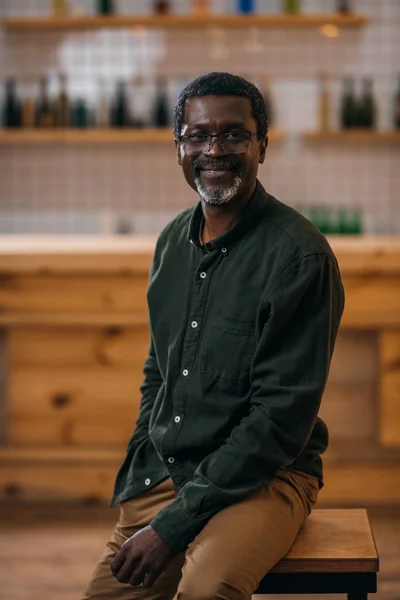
185 121 248 129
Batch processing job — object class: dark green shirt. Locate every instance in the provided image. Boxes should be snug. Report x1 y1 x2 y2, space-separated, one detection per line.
111 181 345 552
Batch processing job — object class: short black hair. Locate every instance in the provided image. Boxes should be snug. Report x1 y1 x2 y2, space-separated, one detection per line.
173 71 269 141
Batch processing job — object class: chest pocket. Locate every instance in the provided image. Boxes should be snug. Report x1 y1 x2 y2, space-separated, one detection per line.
200 313 255 391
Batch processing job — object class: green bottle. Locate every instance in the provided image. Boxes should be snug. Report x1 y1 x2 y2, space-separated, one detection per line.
340 77 357 129
357 77 376 128
73 99 88 128
97 0 113 15
337 209 349 234
394 73 400 129
283 0 300 13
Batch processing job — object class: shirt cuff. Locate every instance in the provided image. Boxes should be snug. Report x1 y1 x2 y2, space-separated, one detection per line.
150 500 200 552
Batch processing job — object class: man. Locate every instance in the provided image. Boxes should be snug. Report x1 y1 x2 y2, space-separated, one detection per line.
82 72 344 600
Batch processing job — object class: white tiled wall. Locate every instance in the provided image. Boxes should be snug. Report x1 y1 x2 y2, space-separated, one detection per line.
0 0 399 234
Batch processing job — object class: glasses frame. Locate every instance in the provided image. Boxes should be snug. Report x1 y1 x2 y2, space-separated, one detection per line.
176 130 258 155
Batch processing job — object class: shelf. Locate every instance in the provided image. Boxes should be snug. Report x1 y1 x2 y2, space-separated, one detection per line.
0 127 284 144
1 13 369 31
303 130 400 143
0 128 172 144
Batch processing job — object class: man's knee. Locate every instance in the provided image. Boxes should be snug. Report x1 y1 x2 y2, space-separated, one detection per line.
177 568 249 600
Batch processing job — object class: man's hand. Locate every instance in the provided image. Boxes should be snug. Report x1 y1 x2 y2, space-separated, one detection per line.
110 525 176 587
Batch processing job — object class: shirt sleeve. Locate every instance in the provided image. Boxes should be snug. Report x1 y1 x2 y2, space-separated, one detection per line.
126 251 164 450
150 252 345 552
128 335 163 445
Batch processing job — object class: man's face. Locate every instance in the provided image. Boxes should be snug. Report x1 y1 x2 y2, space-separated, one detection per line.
175 95 266 206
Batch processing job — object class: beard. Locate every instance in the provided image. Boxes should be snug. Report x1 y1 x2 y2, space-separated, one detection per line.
194 173 242 206
192 156 243 206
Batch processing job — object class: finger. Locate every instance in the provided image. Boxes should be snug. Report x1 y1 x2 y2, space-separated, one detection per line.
143 568 161 588
110 550 126 575
114 558 138 584
128 563 148 587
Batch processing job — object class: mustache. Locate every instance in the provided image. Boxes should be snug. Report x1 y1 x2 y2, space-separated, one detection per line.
192 156 242 173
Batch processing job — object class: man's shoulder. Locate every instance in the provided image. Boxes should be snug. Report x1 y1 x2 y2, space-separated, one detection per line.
156 205 195 248
260 193 335 260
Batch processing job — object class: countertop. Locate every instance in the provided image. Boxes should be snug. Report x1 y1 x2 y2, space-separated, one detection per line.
0 235 399 275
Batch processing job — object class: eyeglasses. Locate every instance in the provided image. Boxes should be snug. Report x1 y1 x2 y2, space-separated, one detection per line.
177 130 257 155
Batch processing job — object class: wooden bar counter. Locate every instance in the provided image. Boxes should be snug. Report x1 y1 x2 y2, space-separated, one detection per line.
0 235 399 506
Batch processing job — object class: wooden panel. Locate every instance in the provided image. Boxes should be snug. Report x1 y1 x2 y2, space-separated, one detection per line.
379 332 400 447
0 311 148 326
0 447 122 501
319 464 400 505
9 367 144 446
0 464 118 501
328 331 377 384
0 329 8 444
271 509 378 574
303 130 400 143
9 326 149 368
341 275 400 328
319 331 377 442
1 235 400 275
0 235 155 274
0 274 147 313
0 453 399 506
324 440 400 463
321 382 376 441
1 14 369 31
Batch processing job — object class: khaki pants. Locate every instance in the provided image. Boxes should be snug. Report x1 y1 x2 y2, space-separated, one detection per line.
81 468 319 600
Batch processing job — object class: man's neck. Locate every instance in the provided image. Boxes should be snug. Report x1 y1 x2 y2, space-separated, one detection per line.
199 182 256 245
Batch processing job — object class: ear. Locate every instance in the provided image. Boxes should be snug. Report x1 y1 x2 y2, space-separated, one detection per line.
259 137 268 164
175 140 182 166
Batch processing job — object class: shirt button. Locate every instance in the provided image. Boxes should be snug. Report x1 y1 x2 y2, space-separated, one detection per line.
174 416 181 423
221 247 227 254
168 457 175 464
200 272 207 279
145 478 151 486
182 369 189 376
191 321 198 328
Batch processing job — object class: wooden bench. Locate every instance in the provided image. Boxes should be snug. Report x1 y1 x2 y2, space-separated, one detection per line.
254 509 379 599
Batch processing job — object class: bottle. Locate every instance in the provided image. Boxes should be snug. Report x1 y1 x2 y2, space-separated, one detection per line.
55 73 70 127
193 0 209 14
394 74 400 129
2 77 22 128
35 77 54 128
283 0 300 14
337 0 351 13
97 78 111 128
111 81 130 128
153 77 170 127
97 0 114 15
238 0 254 14
318 73 330 132
21 78 35 128
259 74 274 127
340 77 357 129
73 98 88 128
357 77 376 128
154 1 170 14
52 0 69 15
130 75 147 128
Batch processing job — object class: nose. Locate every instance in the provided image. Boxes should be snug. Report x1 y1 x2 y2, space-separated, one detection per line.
204 135 228 157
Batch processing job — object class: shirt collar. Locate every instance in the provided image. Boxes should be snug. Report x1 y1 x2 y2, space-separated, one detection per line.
188 180 270 252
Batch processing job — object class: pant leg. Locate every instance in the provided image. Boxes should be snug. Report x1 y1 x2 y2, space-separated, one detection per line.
177 468 319 600
81 477 185 600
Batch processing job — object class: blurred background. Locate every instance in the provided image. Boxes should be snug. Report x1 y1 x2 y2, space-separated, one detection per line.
0 1 399 599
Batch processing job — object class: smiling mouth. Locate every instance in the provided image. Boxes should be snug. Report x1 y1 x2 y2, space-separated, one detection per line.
200 168 233 173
